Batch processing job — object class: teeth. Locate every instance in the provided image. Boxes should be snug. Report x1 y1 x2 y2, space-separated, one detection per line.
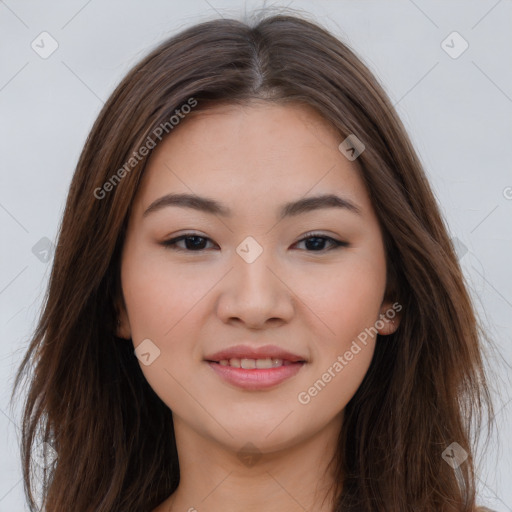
256 358 273 369
217 358 288 368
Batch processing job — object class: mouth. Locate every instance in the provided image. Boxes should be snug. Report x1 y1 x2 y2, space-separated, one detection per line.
204 345 307 390
207 358 304 369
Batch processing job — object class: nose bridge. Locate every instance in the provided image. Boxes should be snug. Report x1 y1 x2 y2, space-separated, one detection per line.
233 234 279 298
217 234 293 326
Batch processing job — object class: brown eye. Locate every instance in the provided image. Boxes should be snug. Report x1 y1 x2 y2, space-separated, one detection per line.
294 233 349 252
161 234 215 251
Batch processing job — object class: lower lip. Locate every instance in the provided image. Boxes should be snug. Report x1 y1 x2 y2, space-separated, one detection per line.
206 361 305 390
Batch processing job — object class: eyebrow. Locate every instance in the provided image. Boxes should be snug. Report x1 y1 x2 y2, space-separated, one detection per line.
142 192 362 220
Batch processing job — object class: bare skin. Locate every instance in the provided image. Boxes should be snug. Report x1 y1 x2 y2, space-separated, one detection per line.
116 101 401 512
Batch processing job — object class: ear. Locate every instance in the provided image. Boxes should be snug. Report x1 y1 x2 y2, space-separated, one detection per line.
376 299 402 336
114 293 132 340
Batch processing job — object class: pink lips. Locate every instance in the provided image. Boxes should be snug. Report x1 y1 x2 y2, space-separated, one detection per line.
204 344 306 390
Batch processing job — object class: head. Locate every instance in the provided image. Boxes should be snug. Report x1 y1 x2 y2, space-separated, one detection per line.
12 12 492 512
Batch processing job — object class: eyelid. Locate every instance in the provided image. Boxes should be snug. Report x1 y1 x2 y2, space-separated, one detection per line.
300 230 344 242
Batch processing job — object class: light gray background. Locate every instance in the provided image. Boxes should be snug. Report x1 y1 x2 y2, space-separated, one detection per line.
1 0 511 510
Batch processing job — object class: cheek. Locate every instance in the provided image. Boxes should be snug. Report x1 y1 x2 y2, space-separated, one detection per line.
295 262 385 415
331 268 383 341
299 250 386 413
120 247 207 410
121 246 212 340
297 249 387 350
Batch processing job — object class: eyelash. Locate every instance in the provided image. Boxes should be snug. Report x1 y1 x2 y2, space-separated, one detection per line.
160 232 349 253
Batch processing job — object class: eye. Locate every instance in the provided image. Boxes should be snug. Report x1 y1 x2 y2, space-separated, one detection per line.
293 232 349 252
161 233 215 252
160 232 348 252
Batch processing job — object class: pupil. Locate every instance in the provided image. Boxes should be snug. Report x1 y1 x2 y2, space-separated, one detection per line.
306 237 324 251
186 236 206 250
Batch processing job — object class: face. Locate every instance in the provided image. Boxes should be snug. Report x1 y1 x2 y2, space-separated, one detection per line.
117 101 400 454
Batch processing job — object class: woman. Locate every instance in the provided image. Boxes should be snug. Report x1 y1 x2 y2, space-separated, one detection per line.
11 11 495 512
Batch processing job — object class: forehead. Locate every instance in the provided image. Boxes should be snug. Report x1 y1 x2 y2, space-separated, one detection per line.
132 102 372 219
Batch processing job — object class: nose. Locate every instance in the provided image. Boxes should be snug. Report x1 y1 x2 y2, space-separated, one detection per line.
216 247 295 330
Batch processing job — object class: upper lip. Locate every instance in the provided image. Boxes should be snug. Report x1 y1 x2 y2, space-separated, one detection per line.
205 344 307 363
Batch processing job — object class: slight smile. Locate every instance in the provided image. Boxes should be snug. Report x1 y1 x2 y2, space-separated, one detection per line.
205 344 307 390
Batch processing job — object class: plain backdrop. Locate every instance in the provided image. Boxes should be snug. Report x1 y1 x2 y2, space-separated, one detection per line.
1 1 511 510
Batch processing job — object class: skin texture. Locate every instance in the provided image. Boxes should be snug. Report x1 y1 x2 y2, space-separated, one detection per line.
117 101 401 512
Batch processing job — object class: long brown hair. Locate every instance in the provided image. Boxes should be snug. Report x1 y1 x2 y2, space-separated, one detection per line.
10 11 494 512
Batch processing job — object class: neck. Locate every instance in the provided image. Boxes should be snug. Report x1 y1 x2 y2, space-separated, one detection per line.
155 414 343 512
